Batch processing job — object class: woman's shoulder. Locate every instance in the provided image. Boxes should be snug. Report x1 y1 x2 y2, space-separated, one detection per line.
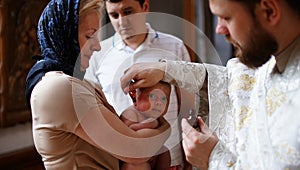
30 71 82 132
40 71 86 87
31 71 81 103
35 71 73 91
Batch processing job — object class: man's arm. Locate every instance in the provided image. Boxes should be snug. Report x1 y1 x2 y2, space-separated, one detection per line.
121 60 207 94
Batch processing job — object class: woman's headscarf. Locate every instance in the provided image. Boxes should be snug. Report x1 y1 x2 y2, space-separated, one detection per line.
25 0 82 108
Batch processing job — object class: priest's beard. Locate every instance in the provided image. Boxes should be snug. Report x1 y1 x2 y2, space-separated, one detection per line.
232 21 278 69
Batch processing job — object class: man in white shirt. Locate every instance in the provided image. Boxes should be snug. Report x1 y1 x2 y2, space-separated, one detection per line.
85 0 191 169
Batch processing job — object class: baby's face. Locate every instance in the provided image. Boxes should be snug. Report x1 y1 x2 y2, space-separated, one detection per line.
136 88 168 119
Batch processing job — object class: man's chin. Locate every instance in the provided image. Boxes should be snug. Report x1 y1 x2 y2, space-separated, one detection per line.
124 35 135 41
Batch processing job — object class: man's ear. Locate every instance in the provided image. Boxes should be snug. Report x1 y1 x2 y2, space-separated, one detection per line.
143 0 150 12
260 0 280 25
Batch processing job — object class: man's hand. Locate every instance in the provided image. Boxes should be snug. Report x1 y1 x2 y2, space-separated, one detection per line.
121 62 166 94
181 117 218 170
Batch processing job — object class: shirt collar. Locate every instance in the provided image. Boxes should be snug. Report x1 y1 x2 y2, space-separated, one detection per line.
275 36 300 73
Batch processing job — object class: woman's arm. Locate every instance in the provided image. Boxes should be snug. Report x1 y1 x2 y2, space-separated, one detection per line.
76 124 151 164
75 104 170 162
73 76 171 162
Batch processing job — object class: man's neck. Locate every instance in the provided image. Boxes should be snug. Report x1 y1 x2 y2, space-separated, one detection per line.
273 10 300 73
274 12 300 56
275 35 300 73
124 32 148 50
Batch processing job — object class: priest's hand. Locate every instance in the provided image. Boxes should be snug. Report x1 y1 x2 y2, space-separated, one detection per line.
181 117 218 170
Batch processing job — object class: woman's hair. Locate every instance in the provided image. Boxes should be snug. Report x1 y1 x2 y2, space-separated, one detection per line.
79 0 105 19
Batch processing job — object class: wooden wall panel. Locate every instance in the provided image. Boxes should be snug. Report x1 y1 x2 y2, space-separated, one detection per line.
0 0 49 127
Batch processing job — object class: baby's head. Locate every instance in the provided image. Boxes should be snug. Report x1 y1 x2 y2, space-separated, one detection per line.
134 81 171 118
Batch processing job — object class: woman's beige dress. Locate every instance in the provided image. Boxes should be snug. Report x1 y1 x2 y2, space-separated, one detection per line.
31 71 119 170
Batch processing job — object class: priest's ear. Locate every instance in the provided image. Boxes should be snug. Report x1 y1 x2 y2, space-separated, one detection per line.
259 0 280 26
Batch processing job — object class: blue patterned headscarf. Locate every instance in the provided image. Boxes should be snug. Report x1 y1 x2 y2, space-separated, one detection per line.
25 0 81 108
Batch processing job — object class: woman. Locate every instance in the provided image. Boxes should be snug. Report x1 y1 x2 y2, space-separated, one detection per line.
25 0 170 169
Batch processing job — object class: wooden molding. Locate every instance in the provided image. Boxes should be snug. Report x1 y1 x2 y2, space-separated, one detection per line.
183 0 197 62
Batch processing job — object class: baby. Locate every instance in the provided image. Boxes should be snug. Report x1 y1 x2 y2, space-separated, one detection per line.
120 81 171 170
